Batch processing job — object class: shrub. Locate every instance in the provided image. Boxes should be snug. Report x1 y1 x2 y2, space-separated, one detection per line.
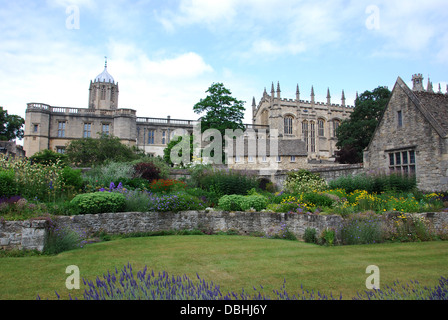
83 161 134 190
0 169 18 198
304 227 317 243
240 195 268 211
197 169 258 196
70 192 126 215
302 192 335 208
319 228 336 246
147 192 205 212
284 170 327 194
149 179 186 193
133 162 161 183
61 166 84 191
328 173 416 194
30 149 68 166
218 194 245 211
338 212 385 245
44 224 87 255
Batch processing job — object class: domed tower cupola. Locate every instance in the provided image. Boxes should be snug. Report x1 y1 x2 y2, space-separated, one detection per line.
88 57 119 110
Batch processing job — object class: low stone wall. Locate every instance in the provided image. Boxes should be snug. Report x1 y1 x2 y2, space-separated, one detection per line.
53 211 343 240
0 219 49 251
2 211 448 252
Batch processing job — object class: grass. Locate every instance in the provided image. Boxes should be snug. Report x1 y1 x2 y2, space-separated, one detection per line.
1 235 448 300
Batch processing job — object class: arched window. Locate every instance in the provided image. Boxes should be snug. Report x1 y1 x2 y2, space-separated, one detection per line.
318 119 325 137
310 121 316 152
302 120 309 151
284 116 293 135
333 120 340 137
101 86 106 100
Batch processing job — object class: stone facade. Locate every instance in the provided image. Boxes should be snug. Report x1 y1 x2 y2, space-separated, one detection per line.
0 219 49 251
363 74 448 192
23 63 352 167
252 82 353 161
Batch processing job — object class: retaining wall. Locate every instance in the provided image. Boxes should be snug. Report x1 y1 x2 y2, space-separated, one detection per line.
1 211 447 252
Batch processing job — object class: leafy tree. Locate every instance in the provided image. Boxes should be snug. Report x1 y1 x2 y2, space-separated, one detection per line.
193 83 246 163
336 86 391 163
0 106 24 141
193 83 246 135
66 134 141 166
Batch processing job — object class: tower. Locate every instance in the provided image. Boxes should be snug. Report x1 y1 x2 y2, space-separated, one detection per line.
411 74 424 92
88 57 119 110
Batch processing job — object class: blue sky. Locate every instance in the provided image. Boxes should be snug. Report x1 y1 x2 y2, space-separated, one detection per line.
1 0 448 131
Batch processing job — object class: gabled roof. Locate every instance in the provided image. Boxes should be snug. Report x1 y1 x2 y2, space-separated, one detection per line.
396 76 448 138
366 76 448 152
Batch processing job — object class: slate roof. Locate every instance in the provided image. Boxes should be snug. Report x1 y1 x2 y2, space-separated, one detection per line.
413 90 448 137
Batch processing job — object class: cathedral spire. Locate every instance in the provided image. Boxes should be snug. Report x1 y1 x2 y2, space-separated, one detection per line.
277 81 281 99
296 84 300 101
326 87 331 105
311 86 315 104
341 90 346 107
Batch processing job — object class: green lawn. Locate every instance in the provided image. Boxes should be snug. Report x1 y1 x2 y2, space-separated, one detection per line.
1 235 448 300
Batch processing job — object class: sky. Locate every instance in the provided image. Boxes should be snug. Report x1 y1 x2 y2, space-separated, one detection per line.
1 0 448 140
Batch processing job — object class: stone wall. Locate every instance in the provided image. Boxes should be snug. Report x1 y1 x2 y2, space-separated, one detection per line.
0 219 49 251
2 211 448 252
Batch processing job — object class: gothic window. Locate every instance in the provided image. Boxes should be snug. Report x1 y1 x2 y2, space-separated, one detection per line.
102 123 110 136
33 124 39 133
397 110 403 127
310 121 316 153
162 131 166 145
111 88 115 101
318 119 325 137
284 116 293 135
56 147 65 154
148 130 155 144
101 86 106 100
58 121 66 138
389 149 416 175
83 123 91 138
333 120 340 137
302 121 309 152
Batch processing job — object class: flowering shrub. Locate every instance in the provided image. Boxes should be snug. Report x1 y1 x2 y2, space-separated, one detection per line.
338 212 385 245
264 223 297 240
284 169 327 194
147 192 205 212
150 179 186 193
0 155 65 201
44 223 88 255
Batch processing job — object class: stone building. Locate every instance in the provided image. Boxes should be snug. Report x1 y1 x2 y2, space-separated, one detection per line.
23 61 195 158
363 74 448 191
251 82 354 161
23 62 352 171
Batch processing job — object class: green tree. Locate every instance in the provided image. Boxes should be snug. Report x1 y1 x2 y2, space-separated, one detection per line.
66 134 141 166
193 83 246 135
193 83 246 163
0 106 24 141
336 86 391 163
